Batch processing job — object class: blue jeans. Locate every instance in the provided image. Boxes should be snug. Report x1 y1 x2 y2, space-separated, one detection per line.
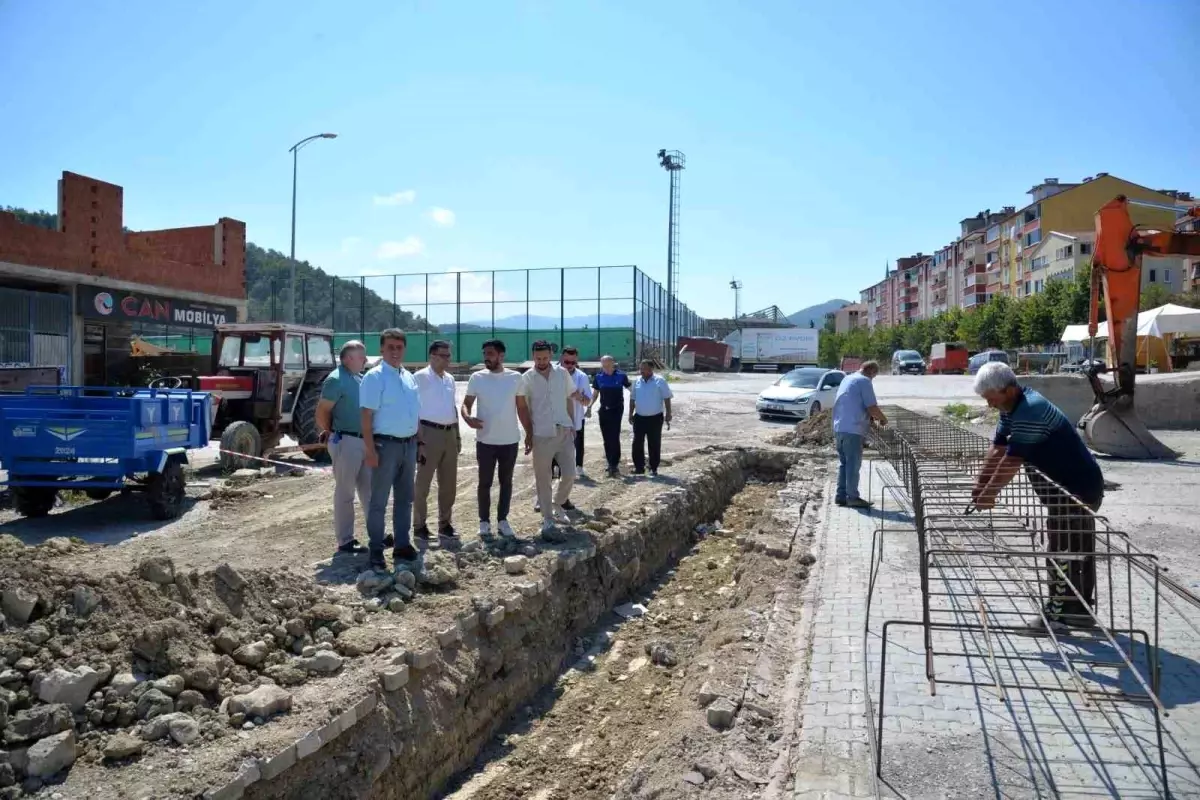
835 432 864 502
366 437 418 553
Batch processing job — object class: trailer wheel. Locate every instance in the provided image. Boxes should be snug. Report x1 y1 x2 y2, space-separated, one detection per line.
13 485 58 518
148 461 186 520
219 421 262 472
294 385 330 464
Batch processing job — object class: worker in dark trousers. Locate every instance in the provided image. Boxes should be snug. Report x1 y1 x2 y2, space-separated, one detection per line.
586 355 631 478
628 359 673 477
970 362 1105 634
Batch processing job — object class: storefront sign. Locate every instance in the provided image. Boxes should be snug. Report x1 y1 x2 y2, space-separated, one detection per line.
77 286 237 329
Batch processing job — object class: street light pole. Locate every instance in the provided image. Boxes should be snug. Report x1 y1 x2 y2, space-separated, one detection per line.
288 132 338 323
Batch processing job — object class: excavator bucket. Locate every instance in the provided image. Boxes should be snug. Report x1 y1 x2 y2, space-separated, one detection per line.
1079 402 1178 460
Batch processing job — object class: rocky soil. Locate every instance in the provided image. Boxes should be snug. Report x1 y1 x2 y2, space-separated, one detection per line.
0 379 810 798
444 469 826 800
773 410 834 448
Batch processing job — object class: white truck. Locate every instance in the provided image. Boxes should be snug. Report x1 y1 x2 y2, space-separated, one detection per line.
725 327 820 372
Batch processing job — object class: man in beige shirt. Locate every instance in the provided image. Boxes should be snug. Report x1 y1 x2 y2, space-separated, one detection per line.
517 340 581 541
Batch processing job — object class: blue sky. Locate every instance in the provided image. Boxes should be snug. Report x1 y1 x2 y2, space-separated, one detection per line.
2 0 1197 321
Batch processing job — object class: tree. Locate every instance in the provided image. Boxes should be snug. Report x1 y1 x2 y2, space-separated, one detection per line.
1019 292 1058 346
1140 283 1170 311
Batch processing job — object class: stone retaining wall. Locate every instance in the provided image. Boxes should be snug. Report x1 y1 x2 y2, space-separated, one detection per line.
216 448 797 800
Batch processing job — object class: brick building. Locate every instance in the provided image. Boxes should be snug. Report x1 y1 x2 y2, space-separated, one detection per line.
0 171 246 385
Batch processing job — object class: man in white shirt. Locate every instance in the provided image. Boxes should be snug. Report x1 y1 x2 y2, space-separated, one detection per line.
412 339 460 544
517 339 582 540
461 339 523 540
629 358 673 477
551 346 594 482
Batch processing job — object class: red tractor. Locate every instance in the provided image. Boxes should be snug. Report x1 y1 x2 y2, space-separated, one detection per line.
155 324 335 471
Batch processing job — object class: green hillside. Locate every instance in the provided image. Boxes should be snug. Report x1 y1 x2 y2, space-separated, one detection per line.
1 206 429 332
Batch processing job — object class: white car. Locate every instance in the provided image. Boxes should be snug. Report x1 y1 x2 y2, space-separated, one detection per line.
756 367 845 421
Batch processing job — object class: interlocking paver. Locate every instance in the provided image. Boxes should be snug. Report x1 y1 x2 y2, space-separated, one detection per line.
792 460 1200 800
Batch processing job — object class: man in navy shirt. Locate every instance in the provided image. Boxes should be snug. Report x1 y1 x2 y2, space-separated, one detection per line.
586 355 631 478
970 362 1105 633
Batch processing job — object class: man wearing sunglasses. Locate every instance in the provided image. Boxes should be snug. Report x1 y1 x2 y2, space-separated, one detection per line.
412 340 460 545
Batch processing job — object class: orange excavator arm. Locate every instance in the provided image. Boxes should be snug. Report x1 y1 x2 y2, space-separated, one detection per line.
1081 196 1200 459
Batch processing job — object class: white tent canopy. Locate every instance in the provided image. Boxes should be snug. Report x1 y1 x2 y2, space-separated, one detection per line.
1138 303 1200 338
1060 303 1200 343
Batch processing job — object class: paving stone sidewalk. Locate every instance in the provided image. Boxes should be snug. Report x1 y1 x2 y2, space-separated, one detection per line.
791 460 1200 800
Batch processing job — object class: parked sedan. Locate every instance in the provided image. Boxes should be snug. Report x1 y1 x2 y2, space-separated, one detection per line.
756 367 845 420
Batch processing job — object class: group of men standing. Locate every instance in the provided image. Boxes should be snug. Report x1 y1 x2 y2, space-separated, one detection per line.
316 330 673 571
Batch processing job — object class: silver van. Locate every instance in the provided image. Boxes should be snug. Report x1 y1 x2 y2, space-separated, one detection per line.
967 350 1010 375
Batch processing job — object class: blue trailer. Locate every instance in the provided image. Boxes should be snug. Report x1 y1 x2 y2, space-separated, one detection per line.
0 386 213 519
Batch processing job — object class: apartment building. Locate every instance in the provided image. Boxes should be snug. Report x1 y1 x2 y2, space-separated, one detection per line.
860 266 896 329
1165 191 1200 292
1180 213 1200 293
830 302 866 333
858 173 1190 330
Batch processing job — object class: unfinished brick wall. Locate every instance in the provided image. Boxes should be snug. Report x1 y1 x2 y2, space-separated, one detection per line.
0 171 246 299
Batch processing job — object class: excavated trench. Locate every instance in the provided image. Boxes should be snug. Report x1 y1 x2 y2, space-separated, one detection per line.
237 447 821 800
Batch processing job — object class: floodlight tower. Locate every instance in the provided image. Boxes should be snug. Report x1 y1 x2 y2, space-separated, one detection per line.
730 278 743 321
658 149 685 365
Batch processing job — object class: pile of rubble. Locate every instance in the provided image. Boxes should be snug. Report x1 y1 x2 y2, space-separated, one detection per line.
0 534 406 795
773 409 834 447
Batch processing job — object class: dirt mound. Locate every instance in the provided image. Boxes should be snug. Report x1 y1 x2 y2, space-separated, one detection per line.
773 409 833 447
0 534 375 790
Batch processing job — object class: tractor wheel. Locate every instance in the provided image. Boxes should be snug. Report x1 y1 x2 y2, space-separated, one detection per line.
148 460 186 520
85 488 113 501
13 484 58 518
219 421 262 472
294 386 331 464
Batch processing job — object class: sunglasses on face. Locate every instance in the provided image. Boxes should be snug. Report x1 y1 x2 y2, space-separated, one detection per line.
562 360 577 366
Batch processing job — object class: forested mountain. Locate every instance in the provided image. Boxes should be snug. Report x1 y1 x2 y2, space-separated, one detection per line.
1 207 429 331
244 243 428 331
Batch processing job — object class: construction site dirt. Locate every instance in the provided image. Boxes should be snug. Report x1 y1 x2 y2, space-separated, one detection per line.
0 373 820 799
3 373 1196 799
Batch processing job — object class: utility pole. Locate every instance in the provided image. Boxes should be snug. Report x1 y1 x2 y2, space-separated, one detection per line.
288 132 338 323
729 278 743 321
657 149 685 367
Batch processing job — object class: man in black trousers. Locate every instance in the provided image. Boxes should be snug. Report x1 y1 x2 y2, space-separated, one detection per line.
628 359 673 477
586 354 631 478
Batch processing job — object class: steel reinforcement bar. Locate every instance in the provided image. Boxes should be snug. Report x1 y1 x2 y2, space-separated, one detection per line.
862 405 1177 796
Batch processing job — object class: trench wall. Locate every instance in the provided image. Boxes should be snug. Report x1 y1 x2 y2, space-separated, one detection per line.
222 447 795 800
1022 374 1200 430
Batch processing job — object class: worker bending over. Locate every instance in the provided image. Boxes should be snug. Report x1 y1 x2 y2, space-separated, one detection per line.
832 360 886 508
970 362 1105 634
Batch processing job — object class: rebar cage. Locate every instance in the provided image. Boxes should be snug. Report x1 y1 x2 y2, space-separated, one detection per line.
859 406 1198 797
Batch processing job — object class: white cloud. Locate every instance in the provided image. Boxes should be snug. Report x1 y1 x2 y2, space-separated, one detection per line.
375 236 425 259
373 190 416 206
427 207 456 227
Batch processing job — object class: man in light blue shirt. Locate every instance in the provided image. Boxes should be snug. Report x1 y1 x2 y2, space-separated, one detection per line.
629 359 673 476
360 328 422 570
831 360 887 508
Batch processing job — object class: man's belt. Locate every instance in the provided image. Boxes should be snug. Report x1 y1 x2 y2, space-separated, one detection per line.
420 420 457 431
332 430 360 438
374 433 417 443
